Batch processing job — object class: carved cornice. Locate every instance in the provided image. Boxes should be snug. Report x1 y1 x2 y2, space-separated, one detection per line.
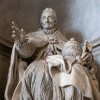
81 37 100 57
0 42 12 58
89 37 100 57
90 37 100 48
0 36 13 48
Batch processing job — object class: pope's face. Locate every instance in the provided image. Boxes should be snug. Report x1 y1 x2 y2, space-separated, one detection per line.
41 12 55 29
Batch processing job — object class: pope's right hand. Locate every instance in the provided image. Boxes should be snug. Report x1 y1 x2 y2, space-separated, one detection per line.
12 21 26 44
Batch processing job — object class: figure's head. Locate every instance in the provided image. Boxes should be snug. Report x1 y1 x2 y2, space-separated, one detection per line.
62 38 82 58
40 8 57 29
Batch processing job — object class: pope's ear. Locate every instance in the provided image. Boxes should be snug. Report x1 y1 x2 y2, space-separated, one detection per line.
40 18 42 25
54 17 57 25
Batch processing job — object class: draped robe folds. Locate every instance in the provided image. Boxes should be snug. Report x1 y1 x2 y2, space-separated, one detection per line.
46 55 100 100
12 55 100 100
5 28 68 100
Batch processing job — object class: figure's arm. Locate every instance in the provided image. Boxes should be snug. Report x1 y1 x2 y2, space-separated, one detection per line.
12 21 36 58
15 41 36 58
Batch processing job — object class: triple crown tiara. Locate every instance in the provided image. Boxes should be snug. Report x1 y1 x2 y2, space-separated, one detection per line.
62 38 82 58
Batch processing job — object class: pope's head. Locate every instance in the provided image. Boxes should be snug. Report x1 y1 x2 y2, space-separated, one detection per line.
40 8 57 30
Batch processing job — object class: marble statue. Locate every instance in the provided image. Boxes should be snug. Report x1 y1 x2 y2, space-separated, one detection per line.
5 8 98 100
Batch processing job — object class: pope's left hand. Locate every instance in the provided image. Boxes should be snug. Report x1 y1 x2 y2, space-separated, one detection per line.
76 40 93 66
81 52 93 65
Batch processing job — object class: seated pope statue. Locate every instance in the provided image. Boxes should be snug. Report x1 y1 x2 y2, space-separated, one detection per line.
5 8 94 100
